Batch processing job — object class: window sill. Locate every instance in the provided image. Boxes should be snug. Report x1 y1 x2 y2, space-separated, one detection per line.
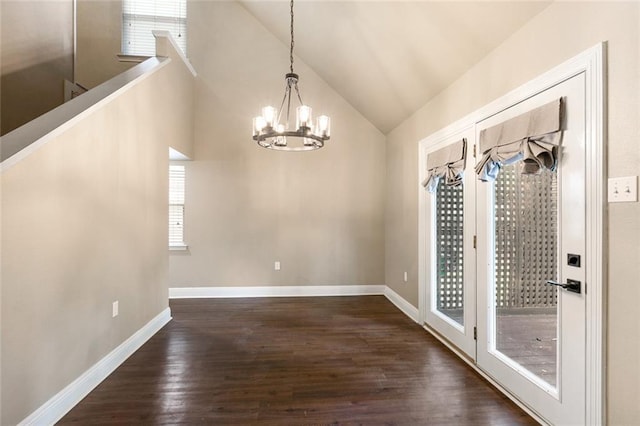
117 53 152 63
169 244 189 251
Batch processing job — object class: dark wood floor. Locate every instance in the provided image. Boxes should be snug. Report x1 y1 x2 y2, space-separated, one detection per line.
59 296 537 425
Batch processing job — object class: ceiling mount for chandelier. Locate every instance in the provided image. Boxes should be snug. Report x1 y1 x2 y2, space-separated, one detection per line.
252 0 330 151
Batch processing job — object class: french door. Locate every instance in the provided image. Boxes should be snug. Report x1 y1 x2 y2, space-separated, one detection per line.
422 125 477 359
476 73 586 425
419 45 604 424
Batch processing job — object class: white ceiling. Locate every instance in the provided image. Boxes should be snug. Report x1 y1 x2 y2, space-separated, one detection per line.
240 1 551 134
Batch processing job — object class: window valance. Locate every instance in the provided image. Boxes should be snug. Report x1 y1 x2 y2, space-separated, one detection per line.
475 98 563 182
422 138 467 193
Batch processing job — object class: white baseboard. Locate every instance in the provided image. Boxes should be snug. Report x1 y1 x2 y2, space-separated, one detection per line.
169 285 420 324
384 286 420 323
19 308 172 426
169 285 386 299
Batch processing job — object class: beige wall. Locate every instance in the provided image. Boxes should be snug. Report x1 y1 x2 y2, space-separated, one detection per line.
385 2 640 423
155 36 195 160
0 44 194 424
76 0 135 89
0 0 74 135
168 1 386 288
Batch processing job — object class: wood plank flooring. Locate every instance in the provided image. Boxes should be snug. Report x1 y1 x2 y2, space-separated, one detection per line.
59 296 537 425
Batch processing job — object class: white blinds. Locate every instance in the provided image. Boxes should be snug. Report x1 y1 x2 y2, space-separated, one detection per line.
169 164 185 246
122 0 187 57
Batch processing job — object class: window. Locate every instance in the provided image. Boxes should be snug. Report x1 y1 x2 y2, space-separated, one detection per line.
169 164 186 249
122 0 187 57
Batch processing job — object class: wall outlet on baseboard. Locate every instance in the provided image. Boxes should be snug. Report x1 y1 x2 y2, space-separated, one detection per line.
112 301 119 318
274 261 281 271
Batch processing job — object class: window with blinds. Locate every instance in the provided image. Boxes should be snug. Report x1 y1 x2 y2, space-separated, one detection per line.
169 164 186 248
122 0 187 57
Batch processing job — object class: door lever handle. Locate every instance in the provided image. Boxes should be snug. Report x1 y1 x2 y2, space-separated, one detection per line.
546 279 581 294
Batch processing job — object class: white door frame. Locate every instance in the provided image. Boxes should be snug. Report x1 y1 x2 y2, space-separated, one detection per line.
418 43 606 424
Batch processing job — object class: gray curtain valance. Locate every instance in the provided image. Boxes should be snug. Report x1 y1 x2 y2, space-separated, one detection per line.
475 98 563 182
422 138 467 193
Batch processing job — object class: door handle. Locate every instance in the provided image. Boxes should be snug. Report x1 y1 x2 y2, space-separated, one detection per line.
546 279 581 294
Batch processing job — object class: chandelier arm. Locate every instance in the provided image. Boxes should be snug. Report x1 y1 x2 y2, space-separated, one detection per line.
276 83 289 125
286 84 293 127
293 81 304 105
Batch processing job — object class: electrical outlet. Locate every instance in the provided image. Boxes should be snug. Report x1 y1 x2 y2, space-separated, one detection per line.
112 301 119 318
274 261 281 271
608 176 638 203
403 271 408 283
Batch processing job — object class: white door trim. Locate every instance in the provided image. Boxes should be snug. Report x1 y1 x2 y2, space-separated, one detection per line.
417 43 606 424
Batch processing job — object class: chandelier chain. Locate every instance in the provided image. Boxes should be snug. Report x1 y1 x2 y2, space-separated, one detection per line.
289 0 294 74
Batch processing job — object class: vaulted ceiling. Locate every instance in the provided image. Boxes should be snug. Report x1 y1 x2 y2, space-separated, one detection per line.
240 1 551 134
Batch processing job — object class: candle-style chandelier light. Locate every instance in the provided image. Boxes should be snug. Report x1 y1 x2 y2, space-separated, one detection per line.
252 0 330 151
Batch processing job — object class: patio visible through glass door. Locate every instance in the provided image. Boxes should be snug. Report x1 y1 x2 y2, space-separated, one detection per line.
493 164 558 387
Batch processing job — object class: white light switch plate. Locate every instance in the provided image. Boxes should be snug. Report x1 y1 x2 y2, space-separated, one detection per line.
608 176 638 203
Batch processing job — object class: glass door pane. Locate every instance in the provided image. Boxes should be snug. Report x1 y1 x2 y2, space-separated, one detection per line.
493 164 558 388
435 179 464 325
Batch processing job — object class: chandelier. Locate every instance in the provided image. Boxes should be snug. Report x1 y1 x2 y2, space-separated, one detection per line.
252 0 330 151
